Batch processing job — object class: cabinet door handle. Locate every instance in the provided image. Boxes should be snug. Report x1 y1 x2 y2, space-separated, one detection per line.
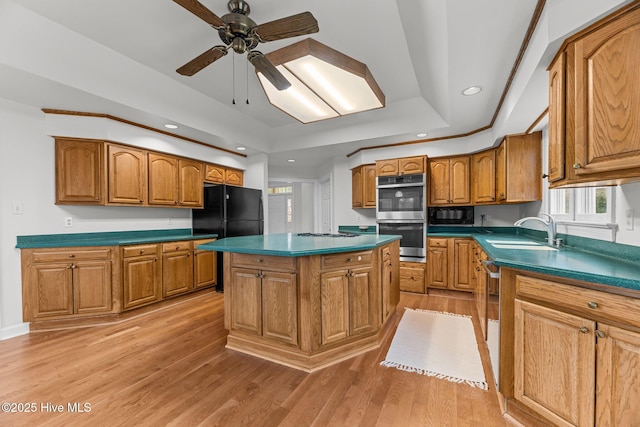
140 249 145 254
68 254 75 258
70 264 76 269
595 330 606 339
587 301 598 309
255 272 261 278
257 258 264 263
154 257 158 261
579 326 589 334
347 257 353 262
573 163 582 169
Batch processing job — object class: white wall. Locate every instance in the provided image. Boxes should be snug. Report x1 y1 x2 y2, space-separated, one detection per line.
0 101 267 338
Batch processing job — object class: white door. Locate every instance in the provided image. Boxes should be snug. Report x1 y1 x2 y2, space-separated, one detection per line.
321 178 331 233
268 194 286 234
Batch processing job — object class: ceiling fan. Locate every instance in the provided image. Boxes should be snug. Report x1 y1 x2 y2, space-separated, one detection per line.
173 0 319 90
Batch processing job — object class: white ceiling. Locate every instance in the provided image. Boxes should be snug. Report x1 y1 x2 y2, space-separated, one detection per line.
0 0 628 178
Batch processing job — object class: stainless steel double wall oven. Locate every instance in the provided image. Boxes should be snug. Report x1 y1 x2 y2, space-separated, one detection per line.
376 173 427 262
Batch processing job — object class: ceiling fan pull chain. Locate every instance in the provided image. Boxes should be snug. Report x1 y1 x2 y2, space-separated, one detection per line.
232 53 236 105
246 58 250 104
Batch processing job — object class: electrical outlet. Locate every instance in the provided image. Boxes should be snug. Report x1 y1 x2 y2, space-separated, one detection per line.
485 215 492 224
11 202 23 215
65 217 73 227
168 218 173 225
626 209 635 231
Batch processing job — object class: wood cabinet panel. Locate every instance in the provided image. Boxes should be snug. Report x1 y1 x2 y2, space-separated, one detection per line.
514 299 595 427
376 156 425 176
427 242 448 289
548 52 566 183
348 267 374 336
472 150 496 204
261 271 298 345
595 323 640 426
351 164 377 209
55 139 104 204
399 262 425 293
321 251 372 270
73 261 112 314
193 239 217 289
574 8 640 175
31 264 74 318
231 253 296 271
225 168 244 186
229 268 262 334
375 159 400 176
122 252 161 310
108 145 147 205
496 133 542 203
452 239 473 291
320 270 350 345
204 164 244 186
162 248 193 298
429 156 470 205
148 153 178 206
178 159 203 207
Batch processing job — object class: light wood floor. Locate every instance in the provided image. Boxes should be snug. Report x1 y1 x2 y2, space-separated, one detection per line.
0 290 509 426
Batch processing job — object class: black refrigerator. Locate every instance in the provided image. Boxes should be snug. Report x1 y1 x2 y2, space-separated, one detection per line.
192 185 264 290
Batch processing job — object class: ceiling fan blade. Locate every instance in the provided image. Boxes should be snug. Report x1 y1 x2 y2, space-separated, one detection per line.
248 51 291 91
177 46 228 76
253 12 319 42
173 0 225 29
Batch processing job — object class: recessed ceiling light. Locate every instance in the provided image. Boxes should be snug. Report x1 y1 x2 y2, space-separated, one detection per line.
164 124 178 129
461 86 483 96
287 159 296 163
236 146 246 151
416 132 428 138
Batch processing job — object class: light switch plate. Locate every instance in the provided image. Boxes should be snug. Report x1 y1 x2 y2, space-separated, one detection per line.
626 209 634 231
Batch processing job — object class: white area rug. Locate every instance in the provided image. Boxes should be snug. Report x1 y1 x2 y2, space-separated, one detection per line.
380 308 488 389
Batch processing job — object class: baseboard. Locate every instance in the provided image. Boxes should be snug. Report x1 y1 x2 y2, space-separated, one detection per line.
0 322 30 340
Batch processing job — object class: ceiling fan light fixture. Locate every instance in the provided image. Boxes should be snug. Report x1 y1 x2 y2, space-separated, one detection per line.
461 85 483 96
257 38 385 124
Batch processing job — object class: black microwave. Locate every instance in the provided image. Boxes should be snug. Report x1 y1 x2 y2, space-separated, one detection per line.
428 206 474 225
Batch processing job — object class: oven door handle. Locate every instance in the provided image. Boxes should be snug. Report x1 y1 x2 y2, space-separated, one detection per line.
376 182 423 189
377 219 425 224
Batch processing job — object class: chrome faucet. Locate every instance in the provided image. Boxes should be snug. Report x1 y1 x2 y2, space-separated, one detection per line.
514 213 557 246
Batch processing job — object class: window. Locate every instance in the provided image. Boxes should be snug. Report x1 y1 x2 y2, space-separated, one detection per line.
549 186 614 224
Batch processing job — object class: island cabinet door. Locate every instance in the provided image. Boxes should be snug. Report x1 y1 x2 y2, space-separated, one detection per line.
320 271 350 345
348 267 374 336
229 268 262 335
261 271 298 345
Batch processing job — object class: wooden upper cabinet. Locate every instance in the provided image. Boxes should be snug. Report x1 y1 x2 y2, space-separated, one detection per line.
148 153 178 206
573 7 640 176
429 156 470 205
471 150 496 204
55 138 104 205
548 3 640 187
376 156 425 176
204 164 225 183
225 168 243 186
108 144 147 205
496 132 542 203
204 164 244 186
548 51 566 183
351 164 376 209
178 159 203 207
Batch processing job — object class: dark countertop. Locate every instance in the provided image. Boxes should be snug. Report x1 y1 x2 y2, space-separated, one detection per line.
427 227 640 292
16 229 218 248
197 233 401 257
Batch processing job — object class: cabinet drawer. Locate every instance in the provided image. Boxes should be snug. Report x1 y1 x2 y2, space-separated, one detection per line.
400 264 425 293
321 251 372 270
231 253 296 271
193 238 215 250
162 241 191 253
428 238 448 248
32 248 111 263
122 244 159 258
516 275 640 326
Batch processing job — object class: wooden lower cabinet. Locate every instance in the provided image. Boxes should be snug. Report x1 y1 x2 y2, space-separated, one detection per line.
426 237 473 292
502 269 640 427
229 266 298 346
224 241 400 372
21 247 113 321
162 241 193 297
122 244 162 310
399 261 425 293
193 239 217 289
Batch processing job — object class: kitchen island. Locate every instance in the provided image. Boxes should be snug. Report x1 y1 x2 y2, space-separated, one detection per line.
198 233 401 372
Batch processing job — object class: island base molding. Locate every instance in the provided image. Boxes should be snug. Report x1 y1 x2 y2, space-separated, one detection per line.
226 310 398 372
